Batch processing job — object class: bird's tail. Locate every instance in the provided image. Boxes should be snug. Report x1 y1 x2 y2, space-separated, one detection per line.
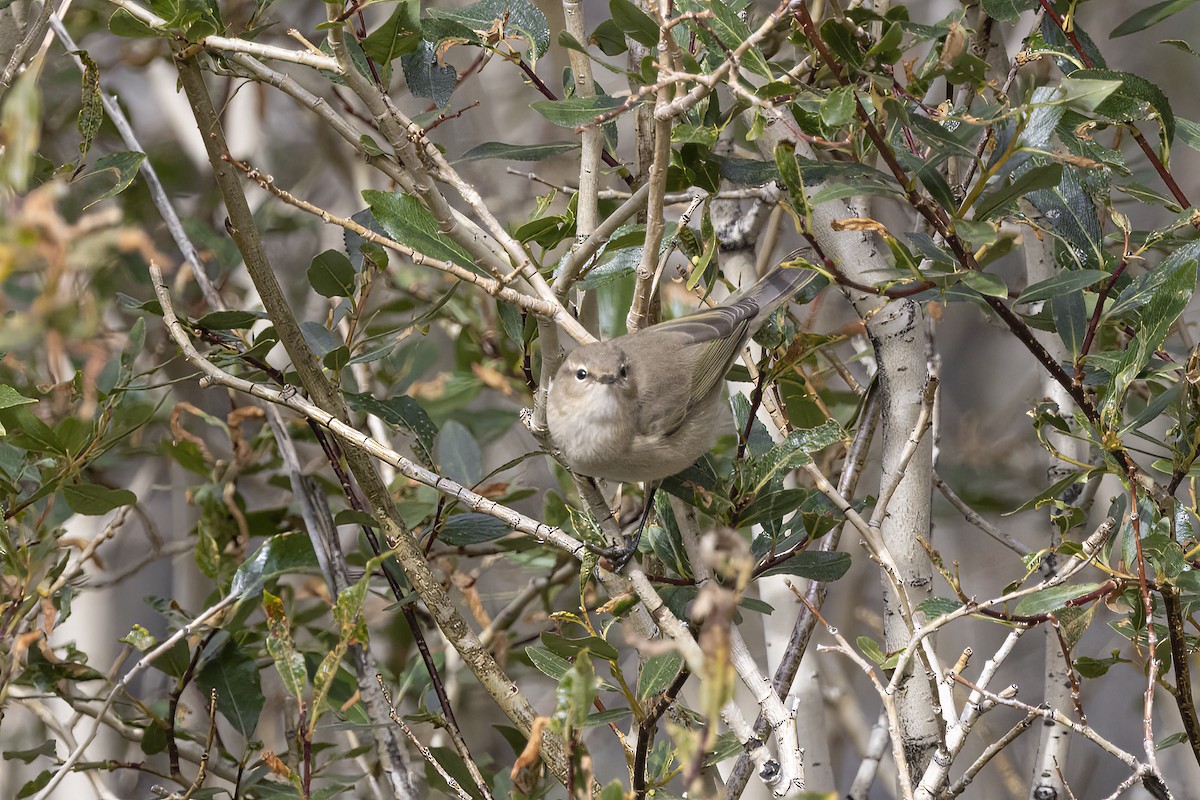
727 249 818 319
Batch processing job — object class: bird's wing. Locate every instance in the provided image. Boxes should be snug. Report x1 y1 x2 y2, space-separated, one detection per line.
637 298 758 438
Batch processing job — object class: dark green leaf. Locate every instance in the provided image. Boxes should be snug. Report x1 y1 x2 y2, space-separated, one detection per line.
230 532 321 598
346 393 439 469
1051 290 1087 356
1112 0 1200 37
982 0 1039 25
1014 582 1104 616
734 489 810 528
307 250 357 298
63 484 136 515
682 0 771 78
430 0 550 62
1072 68 1175 146
362 191 475 269
3 742 56 764
196 310 266 330
609 0 658 47
457 140 579 163
400 40 456 108
541 631 620 662
439 513 510 545
819 17 863 68
589 20 628 55
195 646 264 738
711 155 778 186
531 95 625 127
361 0 422 63
757 550 851 581
1019 269 1108 304
974 163 1064 221
917 596 962 617
1156 731 1190 750
435 420 481 486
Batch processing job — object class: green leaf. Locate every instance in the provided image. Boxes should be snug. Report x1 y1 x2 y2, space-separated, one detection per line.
439 513 510 545
74 51 103 165
917 596 963 618
400 40 456 108
609 0 658 47
774 142 810 224
307 250 357 298
1101 244 1200 425
820 85 857 128
75 151 146 209
63 484 136 515
734 489 810 528
973 163 1063 221
0 58 40 193
196 310 267 330
819 17 863 69
195 645 264 738
1018 269 1108 305
688 0 772 78
109 8 160 37
1111 0 1200 37
637 652 682 698
1071 68 1175 146
857 636 885 665
981 0 1038 24
1014 582 1104 617
1009 469 1096 514
435 420 481 486
346 392 438 469
361 190 474 269
456 140 579 163
588 20 628 56
231 532 321 598
1156 731 1190 750
2 742 56 764
958 271 1008 298
0 385 37 411
541 631 620 663
360 0 421 64
1051 290 1087 356
526 645 572 680
430 0 550 63
531 95 625 127
757 550 852 581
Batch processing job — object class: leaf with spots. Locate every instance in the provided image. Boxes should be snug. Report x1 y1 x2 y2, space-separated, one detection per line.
73 50 103 168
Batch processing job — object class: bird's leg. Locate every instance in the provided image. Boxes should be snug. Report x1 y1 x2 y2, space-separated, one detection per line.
608 484 656 572
579 483 657 571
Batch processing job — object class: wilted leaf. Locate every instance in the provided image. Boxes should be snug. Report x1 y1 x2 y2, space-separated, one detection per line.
76 151 146 209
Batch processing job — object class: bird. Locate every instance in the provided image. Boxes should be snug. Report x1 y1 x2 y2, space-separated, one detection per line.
546 259 817 566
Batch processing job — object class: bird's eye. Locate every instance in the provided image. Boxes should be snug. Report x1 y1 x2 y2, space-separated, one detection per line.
619 365 628 379
575 368 588 381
